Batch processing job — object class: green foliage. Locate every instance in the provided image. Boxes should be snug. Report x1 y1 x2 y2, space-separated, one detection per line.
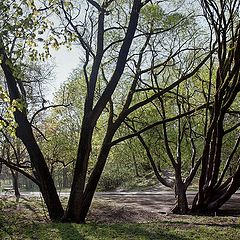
0 85 18 135
0 0 66 64
140 1 195 33
1 0 239 223
98 173 124 191
141 4 165 24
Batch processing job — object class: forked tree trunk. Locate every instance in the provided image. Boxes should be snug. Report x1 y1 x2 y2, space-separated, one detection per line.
64 121 114 223
19 125 64 221
77 135 113 223
64 0 142 223
64 116 94 222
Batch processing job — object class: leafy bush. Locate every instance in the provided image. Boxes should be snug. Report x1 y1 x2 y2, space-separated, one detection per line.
98 174 124 191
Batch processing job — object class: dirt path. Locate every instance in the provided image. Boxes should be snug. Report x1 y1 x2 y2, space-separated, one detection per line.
2 190 240 224
88 192 240 223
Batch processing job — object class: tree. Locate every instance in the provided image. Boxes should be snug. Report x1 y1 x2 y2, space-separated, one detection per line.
0 0 64 220
121 69 209 213
0 61 57 199
59 0 211 222
125 0 240 214
191 0 240 214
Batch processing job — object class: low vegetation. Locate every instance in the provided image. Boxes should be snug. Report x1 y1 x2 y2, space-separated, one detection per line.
1 197 240 240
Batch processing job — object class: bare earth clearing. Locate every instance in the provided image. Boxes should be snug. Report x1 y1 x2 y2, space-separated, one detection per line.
89 192 240 224
2 192 240 240
1 189 240 225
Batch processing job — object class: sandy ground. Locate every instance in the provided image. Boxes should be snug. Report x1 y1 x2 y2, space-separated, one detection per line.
87 192 240 223
1 189 240 224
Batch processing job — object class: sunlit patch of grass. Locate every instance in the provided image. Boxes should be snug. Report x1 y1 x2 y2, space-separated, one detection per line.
1 197 240 240
10 221 240 240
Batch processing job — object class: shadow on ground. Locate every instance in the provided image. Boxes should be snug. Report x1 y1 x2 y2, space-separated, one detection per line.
49 222 188 240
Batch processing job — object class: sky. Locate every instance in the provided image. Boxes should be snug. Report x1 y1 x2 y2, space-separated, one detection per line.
45 46 80 102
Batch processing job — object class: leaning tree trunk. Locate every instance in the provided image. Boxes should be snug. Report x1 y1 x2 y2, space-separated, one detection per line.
0 45 64 221
15 111 64 220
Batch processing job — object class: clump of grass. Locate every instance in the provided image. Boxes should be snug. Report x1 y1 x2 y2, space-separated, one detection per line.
6 221 240 240
1 197 240 240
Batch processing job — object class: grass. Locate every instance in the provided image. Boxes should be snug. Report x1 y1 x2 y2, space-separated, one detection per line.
2 220 240 240
1 196 240 240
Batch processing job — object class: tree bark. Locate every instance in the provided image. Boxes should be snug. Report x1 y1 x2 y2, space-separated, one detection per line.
191 1 240 213
172 166 188 214
64 0 143 223
15 115 64 220
64 114 94 222
0 44 64 221
77 128 114 223
11 170 20 203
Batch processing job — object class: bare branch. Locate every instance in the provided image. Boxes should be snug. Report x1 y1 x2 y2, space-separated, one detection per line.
87 0 101 11
30 104 70 125
125 50 214 118
124 120 174 188
0 157 40 186
111 103 209 147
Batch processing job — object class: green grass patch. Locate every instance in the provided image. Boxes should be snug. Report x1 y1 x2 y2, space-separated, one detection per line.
1 197 240 240
2 221 240 240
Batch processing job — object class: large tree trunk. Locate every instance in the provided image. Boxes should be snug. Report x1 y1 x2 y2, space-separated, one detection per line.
77 129 114 223
0 45 64 221
78 145 111 223
191 0 240 213
16 115 64 221
64 0 142 223
64 121 114 223
64 115 94 222
192 163 240 214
